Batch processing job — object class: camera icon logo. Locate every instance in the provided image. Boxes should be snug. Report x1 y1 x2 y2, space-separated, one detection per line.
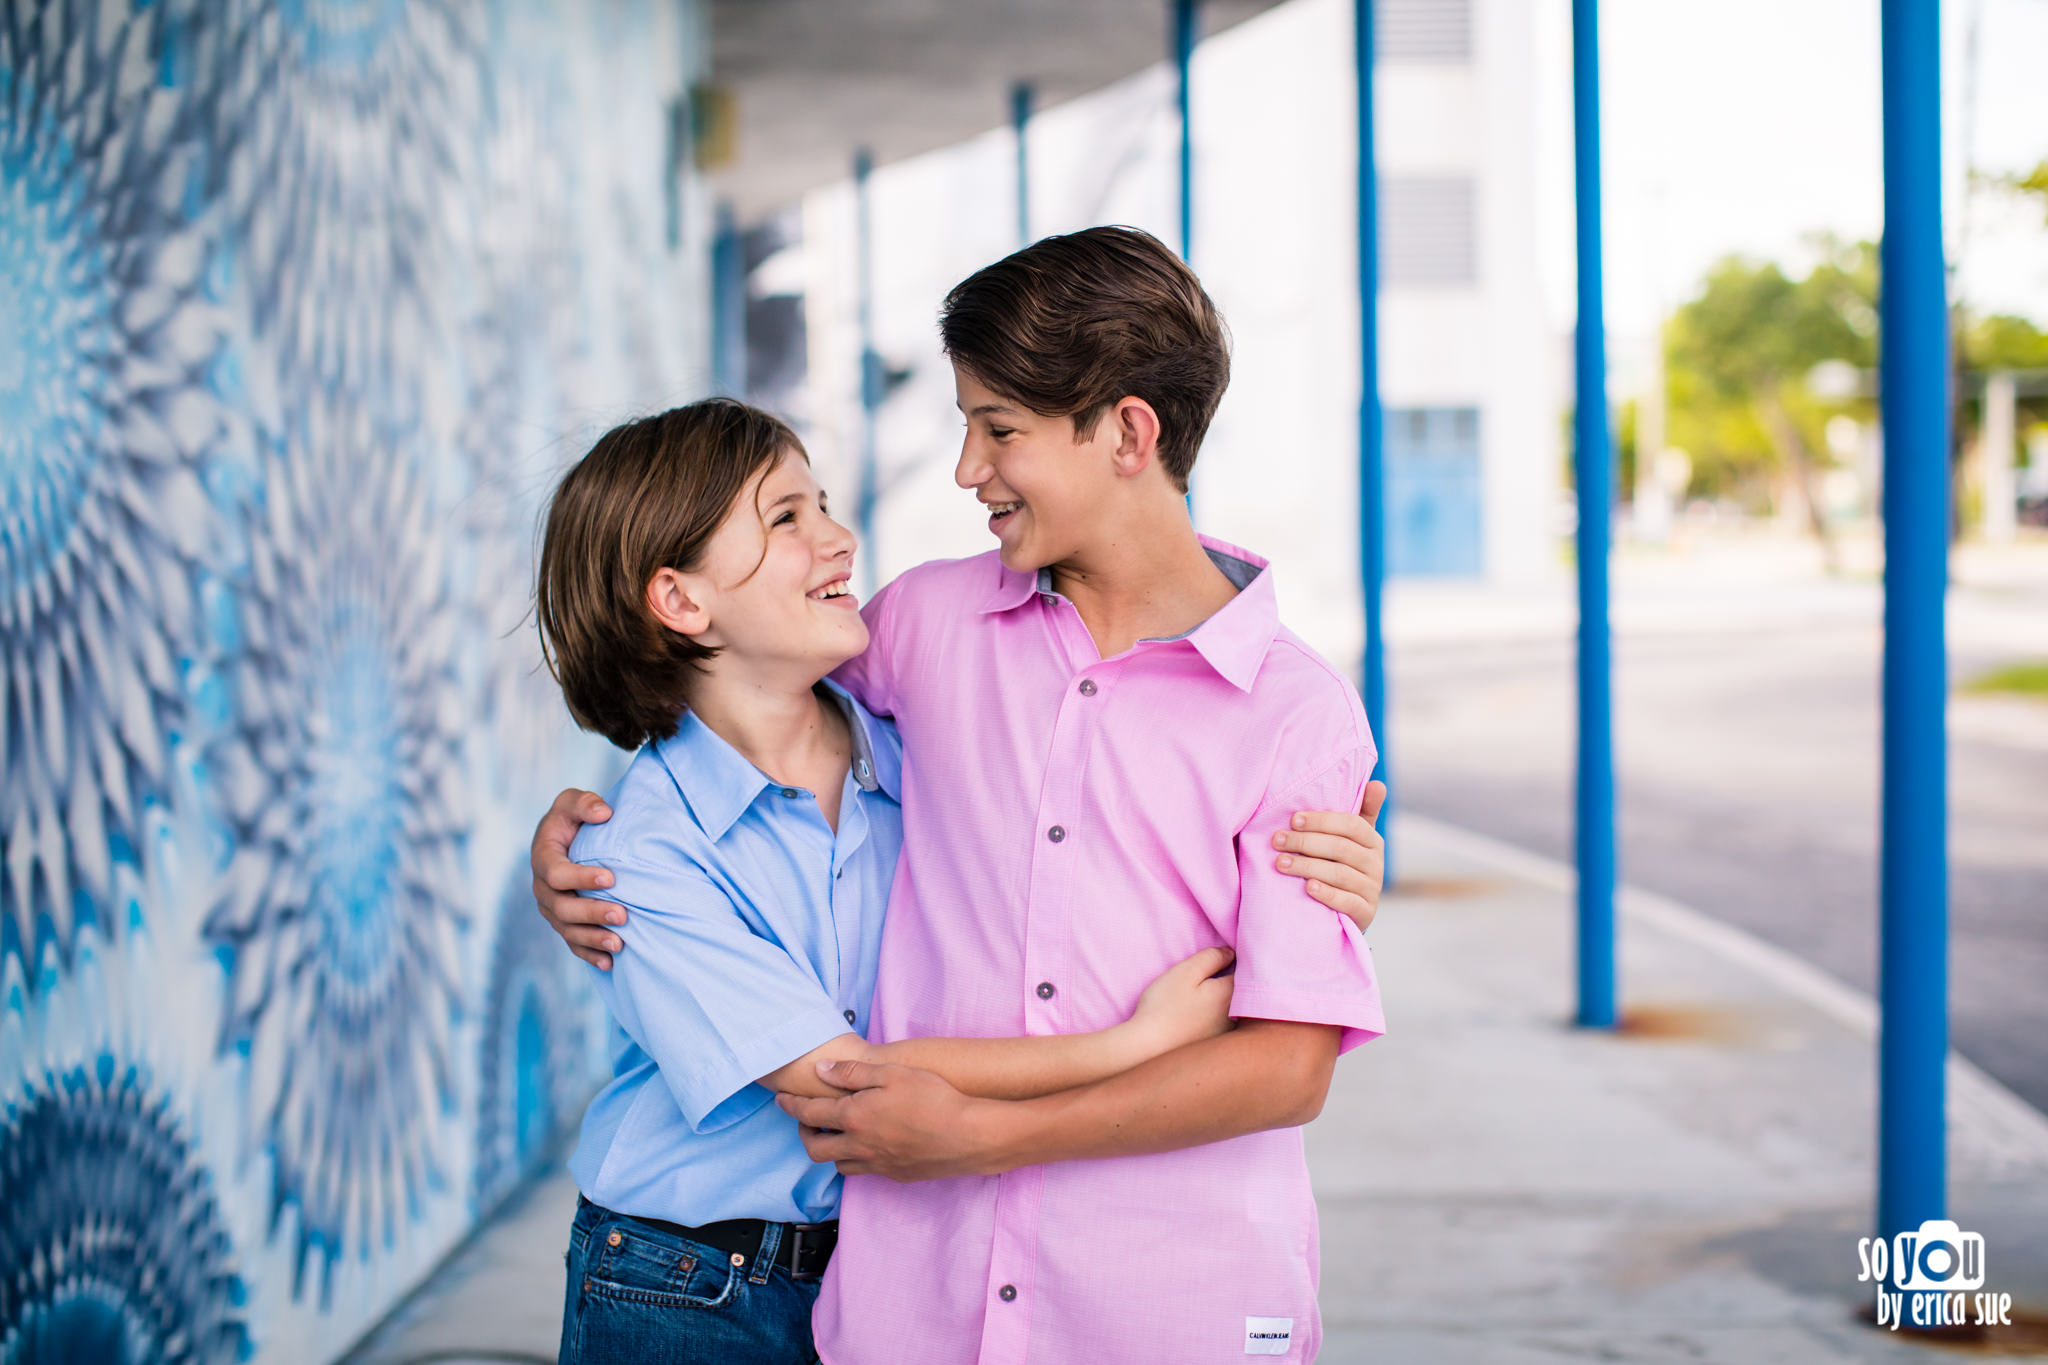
1893 1220 1986 1292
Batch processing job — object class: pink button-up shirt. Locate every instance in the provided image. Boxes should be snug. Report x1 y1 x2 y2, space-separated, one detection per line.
820 537 1384 1364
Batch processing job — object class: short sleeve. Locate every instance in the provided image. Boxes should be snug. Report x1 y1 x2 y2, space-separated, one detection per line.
1226 744 1386 1054
829 574 906 717
587 856 853 1133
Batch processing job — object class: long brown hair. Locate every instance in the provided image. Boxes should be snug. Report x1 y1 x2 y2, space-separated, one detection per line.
535 399 803 750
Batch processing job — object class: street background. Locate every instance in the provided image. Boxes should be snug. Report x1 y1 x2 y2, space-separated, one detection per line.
1388 534 2048 1117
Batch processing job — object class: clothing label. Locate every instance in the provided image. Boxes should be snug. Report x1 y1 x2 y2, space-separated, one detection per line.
1244 1316 1294 1355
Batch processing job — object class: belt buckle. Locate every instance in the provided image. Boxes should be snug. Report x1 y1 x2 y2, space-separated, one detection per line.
796 1226 819 1277
786 1224 826 1279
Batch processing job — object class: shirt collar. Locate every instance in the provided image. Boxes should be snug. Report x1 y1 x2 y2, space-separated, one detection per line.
978 554 1041 615
653 679 901 841
822 677 902 803
1168 537 1279 692
977 534 1280 693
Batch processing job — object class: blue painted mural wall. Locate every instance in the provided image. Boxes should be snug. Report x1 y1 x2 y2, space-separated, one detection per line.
0 1 709 1359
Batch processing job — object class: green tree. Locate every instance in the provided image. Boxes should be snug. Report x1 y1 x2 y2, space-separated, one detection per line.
1967 164 2048 521
2008 159 2048 224
1960 313 2048 460
1664 239 1877 565
1967 313 2048 371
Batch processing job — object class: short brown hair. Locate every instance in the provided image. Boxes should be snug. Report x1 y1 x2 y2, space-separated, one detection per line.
938 226 1230 492
535 399 801 750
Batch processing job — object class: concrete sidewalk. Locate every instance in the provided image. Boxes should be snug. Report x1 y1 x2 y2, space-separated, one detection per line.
1312 816 2048 1363
344 817 2048 1364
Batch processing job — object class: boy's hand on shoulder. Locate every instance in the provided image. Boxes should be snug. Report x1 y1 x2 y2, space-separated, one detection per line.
777 1060 999 1182
1273 780 1386 932
531 787 624 969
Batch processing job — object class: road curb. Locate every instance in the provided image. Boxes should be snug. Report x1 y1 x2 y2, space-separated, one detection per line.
1399 813 2048 1175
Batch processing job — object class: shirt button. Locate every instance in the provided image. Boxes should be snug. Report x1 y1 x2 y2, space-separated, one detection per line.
780 787 800 799
999 1284 1018 1302
856 758 871 781
1036 981 1055 999
1047 825 1065 843
845 1009 857 1025
1039 593 1056 606
1078 679 1097 696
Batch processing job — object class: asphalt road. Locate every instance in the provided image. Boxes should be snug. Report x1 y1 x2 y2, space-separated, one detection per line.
1388 616 2048 1119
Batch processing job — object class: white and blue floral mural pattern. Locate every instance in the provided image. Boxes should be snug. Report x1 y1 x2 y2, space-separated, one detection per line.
0 0 705 1359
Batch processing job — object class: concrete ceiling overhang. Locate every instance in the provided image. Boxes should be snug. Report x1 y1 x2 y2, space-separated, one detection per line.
707 0 1289 222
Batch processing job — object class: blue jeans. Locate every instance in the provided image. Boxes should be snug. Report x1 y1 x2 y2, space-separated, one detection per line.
559 1199 821 1365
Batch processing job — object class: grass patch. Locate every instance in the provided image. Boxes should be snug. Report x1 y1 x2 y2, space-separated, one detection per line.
1964 661 2048 696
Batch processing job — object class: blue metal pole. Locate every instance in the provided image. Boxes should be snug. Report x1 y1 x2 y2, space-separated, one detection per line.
1174 0 1198 521
1174 0 1197 262
710 202 746 397
1354 0 1389 866
854 148 880 599
1012 82 1034 249
1571 0 1616 1028
1877 0 1949 1250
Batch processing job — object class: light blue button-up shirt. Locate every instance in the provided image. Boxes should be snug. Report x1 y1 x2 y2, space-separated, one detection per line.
566 680 903 1226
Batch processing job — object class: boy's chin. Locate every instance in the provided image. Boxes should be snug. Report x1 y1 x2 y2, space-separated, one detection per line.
821 622 871 669
995 538 1053 575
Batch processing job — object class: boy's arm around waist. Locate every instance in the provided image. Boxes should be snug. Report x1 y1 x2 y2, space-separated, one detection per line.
776 1019 1341 1180
763 946 1239 1102
776 740 1384 1180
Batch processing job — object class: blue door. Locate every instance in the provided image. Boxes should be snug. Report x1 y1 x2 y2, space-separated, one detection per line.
1387 407 1482 577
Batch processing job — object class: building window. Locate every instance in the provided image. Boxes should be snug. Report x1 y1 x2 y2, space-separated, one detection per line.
1381 176 1477 287
1387 406 1483 577
1378 0 1473 63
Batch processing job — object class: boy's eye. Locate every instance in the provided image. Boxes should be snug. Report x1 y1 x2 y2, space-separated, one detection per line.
990 427 1014 440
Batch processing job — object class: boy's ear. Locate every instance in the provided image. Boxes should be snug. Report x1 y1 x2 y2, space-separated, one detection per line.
646 567 712 639
1107 396 1163 480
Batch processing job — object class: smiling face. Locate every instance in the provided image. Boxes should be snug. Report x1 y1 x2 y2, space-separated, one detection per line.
953 366 1127 573
668 448 867 685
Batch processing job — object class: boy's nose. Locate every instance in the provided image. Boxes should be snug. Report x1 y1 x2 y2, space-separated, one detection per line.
954 438 991 491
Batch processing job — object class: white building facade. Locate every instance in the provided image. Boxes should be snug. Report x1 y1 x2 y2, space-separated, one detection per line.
1375 0 1561 583
777 0 1561 669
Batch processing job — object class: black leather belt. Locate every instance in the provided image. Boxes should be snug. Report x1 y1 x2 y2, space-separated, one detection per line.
581 1197 838 1280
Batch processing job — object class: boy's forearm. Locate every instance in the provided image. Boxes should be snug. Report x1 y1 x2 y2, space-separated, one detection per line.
765 1024 1154 1103
966 1019 1338 1171
868 1025 1150 1101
